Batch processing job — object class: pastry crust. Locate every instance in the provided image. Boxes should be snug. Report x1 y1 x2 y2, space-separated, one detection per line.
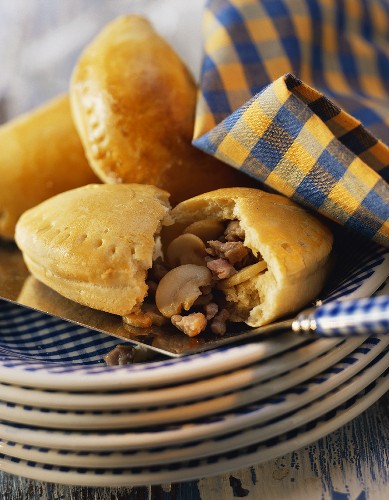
171 188 334 327
15 184 171 316
70 15 254 204
0 94 99 240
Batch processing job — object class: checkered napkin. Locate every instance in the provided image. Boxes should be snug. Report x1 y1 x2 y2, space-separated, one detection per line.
193 0 389 247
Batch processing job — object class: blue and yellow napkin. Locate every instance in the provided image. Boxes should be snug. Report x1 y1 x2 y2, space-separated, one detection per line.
193 0 389 247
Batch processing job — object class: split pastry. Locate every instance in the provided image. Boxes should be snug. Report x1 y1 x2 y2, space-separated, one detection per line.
15 185 333 337
0 94 99 240
15 184 171 316
168 188 333 332
70 15 254 205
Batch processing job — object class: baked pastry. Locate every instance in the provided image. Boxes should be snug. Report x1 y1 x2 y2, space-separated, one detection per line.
15 185 333 337
0 94 99 240
70 15 255 204
15 184 171 316
169 188 334 330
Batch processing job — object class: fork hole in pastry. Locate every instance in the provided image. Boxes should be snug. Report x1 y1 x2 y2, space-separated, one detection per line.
281 242 292 253
77 233 88 243
138 219 267 337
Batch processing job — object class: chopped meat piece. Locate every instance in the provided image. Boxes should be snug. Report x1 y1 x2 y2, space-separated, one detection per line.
206 240 225 257
210 309 230 335
207 258 237 280
224 242 250 264
224 220 245 242
205 302 218 320
237 252 260 269
171 312 207 337
105 345 158 365
205 243 218 258
104 345 136 365
207 240 249 264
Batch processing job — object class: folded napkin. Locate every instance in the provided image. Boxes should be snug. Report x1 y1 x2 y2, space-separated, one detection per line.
193 0 389 247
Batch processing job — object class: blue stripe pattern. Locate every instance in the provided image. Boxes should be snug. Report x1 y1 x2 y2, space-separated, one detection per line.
195 0 389 247
313 296 389 337
199 0 389 144
0 368 387 479
0 337 386 442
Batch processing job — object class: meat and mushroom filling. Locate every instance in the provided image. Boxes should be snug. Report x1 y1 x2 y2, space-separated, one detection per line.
134 220 267 337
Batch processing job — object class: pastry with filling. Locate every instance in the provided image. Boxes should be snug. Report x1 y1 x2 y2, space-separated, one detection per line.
165 188 333 334
0 94 99 240
70 15 255 205
15 185 333 337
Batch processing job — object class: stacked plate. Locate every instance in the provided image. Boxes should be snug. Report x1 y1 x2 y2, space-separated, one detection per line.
0 237 389 487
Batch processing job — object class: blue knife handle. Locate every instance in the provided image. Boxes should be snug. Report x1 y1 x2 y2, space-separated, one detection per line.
292 295 389 337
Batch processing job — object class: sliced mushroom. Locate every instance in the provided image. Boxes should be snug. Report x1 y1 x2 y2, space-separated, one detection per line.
218 260 267 288
166 233 207 267
183 219 225 243
155 264 212 318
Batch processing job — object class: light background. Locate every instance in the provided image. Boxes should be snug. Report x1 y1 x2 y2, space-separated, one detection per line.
0 0 205 121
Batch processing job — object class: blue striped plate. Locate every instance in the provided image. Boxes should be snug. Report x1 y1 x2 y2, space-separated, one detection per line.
0 335 387 451
1 345 388 469
0 367 387 487
0 336 367 429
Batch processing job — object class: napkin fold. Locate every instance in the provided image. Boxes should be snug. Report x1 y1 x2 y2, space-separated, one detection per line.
194 0 389 247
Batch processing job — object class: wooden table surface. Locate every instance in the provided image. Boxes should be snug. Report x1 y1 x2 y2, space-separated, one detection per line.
0 1 388 498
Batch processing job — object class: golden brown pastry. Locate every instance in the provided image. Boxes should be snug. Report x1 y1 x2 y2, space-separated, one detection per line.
15 184 171 316
170 188 333 328
15 185 333 336
0 94 99 240
70 15 255 204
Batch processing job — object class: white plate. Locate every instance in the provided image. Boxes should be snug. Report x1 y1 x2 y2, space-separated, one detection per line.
0 336 343 410
0 317 307 390
0 239 387 392
2 345 388 469
1 336 387 452
0 336 365 429
0 368 387 487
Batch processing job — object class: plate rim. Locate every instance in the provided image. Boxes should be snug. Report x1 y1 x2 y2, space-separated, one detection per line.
0 370 387 487
0 337 364 430
2 346 388 468
0 336 386 448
